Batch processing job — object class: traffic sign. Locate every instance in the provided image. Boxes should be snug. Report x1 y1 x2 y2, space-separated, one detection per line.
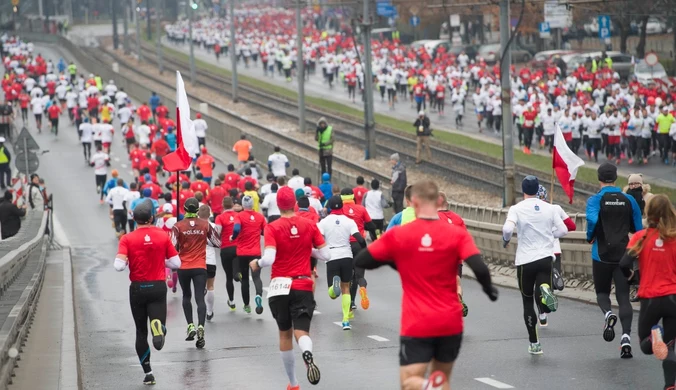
544 1 572 29
539 22 551 38
598 15 611 39
410 15 420 27
15 127 39 151
376 3 396 17
645 52 659 66
14 151 39 175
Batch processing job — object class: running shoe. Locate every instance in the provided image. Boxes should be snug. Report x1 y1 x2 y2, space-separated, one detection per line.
359 286 370 310
302 350 321 385
196 325 205 349
424 370 447 390
528 342 543 355
227 300 236 311
459 294 468 317
244 305 251 314
255 295 264 315
651 325 668 360
206 312 214 321
603 312 618 342
150 319 165 350
539 314 548 327
96 185 101 194
143 373 156 385
235 272 242 282
342 321 351 330
329 275 341 299
620 335 632 359
539 283 558 312
552 268 565 291
350 302 357 311
286 385 300 390
185 323 196 341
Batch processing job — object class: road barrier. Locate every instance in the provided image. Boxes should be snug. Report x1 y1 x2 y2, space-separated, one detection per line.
0 210 50 389
21 32 599 282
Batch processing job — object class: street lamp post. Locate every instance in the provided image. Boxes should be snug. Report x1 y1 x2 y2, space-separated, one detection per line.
362 0 376 160
123 0 130 55
230 0 238 102
188 1 196 85
296 0 305 133
112 0 119 49
156 0 163 74
499 0 515 206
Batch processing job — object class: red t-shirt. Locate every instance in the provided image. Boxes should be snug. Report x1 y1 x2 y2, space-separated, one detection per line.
215 210 240 248
627 229 676 299
238 176 258 193
141 182 162 200
129 149 145 169
343 201 371 241
87 96 99 111
166 173 191 188
139 158 160 175
368 218 480 337
137 105 152 122
47 105 61 119
437 210 467 230
353 186 367 206
117 227 178 282
209 186 226 214
46 80 56 95
190 181 210 198
296 209 320 224
236 210 266 256
264 216 325 291
18 94 29 108
225 172 241 189
156 105 169 118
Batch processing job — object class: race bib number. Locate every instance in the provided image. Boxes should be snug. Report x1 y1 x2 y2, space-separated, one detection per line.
267 277 292 298
437 92 444 98
524 120 534 127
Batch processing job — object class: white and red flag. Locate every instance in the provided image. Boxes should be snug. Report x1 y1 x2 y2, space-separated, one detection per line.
162 71 199 172
553 124 585 204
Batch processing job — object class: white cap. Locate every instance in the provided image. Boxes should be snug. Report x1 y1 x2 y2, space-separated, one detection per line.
162 203 173 213
0 137 6 143
418 110 425 116
303 186 312 197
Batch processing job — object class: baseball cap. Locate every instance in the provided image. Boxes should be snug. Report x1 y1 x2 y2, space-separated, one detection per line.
242 195 254 210
597 162 617 183
328 195 343 210
133 199 154 224
183 197 200 213
303 186 312 197
161 203 173 213
522 175 539 196
277 186 296 210
295 188 306 200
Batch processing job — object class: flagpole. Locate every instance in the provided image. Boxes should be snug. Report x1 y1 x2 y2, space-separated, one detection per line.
176 171 180 215
550 167 555 205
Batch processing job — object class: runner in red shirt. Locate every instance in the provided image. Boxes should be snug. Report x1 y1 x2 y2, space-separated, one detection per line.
248 186 328 388
214 197 241 311
155 103 169 119
47 102 61 135
208 179 227 217
18 91 30 122
129 144 145 178
139 152 161 178
352 176 367 206
235 195 266 314
46 80 56 97
137 102 152 124
141 176 162 200
178 182 195 210
114 200 181 386
190 173 210 200
224 164 241 189
354 181 497 390
151 136 170 171
165 172 190 191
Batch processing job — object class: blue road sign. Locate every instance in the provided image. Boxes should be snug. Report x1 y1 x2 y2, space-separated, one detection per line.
598 15 611 39
377 3 396 17
539 22 550 34
410 15 420 27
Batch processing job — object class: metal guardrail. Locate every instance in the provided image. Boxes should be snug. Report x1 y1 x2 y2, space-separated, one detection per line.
0 210 50 389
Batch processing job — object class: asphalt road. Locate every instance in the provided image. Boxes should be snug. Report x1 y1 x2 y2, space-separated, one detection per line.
14 43 669 390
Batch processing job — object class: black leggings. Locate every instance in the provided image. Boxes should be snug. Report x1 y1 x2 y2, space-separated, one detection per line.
220 246 237 302
638 295 676 389
523 127 534 149
233 254 263 305
113 209 127 233
95 174 107 200
369 219 384 241
82 142 91 160
517 257 553 343
593 261 632 336
129 281 166 374
177 268 207 326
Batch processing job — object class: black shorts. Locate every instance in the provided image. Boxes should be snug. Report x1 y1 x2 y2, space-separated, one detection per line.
34 113 42 121
671 141 676 154
269 289 315 332
326 257 352 285
50 118 58 127
399 334 463 366
206 264 217 278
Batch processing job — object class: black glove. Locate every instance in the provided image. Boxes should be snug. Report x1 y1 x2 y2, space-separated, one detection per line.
484 285 499 302
502 239 509 248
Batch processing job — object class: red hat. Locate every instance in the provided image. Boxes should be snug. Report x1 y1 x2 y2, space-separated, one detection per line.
201 146 207 153
276 186 296 211
196 113 202 119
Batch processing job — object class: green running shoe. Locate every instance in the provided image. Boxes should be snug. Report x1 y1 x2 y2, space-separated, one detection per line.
185 323 196 341
540 284 558 312
528 342 543 355
244 305 251 314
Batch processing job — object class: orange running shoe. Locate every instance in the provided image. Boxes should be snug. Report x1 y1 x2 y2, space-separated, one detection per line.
651 325 668 361
359 286 370 310
286 385 300 390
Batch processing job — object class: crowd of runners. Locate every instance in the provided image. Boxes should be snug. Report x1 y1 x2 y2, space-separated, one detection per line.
3 31 676 390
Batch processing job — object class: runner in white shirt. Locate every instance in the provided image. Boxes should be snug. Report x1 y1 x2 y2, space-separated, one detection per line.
114 89 128 108
361 179 388 240
123 183 141 232
104 81 118 99
30 96 45 130
118 105 132 125
303 187 323 215
90 146 111 203
136 123 151 147
55 83 68 102
502 176 568 355
99 122 115 153
23 77 36 92
198 204 221 322
267 147 289 178
193 114 208 146
79 117 93 162
316 195 366 330
260 183 281 222
30 86 43 99
106 179 131 237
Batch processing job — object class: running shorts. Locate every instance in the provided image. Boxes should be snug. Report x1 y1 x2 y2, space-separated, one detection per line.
326 258 352 285
50 118 58 127
399 334 463 366
206 264 217 279
269 289 315 332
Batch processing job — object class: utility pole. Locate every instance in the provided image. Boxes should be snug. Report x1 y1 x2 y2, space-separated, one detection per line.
156 0 163 74
112 0 119 49
296 0 305 133
123 0 130 55
146 0 152 40
230 0 238 102
39 0 43 18
361 0 376 160
188 1 196 85
135 3 143 62
499 0 515 206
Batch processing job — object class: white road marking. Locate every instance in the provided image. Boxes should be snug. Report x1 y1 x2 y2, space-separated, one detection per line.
120 163 127 168
474 378 515 389
114 157 120 162
367 335 389 342
313 310 321 315
333 321 342 326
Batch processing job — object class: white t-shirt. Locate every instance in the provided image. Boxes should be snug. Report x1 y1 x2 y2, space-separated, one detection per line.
106 186 130 210
288 176 304 192
317 214 359 260
261 192 280 217
268 153 289 178
30 97 44 114
193 119 208 137
65 91 78 108
137 124 151 145
124 191 141 218
206 222 218 266
99 123 114 142
552 205 569 254
79 122 93 142
90 152 110 175
363 190 385 220
505 198 567 266
118 106 132 124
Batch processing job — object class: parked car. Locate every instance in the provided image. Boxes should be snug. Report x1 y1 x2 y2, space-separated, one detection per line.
564 51 634 79
411 39 454 59
529 50 577 70
447 44 480 61
476 43 533 64
634 59 668 84
646 17 667 35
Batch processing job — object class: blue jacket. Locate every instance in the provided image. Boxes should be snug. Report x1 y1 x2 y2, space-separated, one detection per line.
103 179 128 196
386 211 403 231
586 186 643 261
318 182 333 202
149 95 161 110
166 133 177 151
130 197 159 213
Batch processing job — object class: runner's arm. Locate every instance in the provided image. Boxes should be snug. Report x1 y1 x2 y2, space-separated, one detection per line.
311 244 330 262
165 255 181 270
114 254 128 271
352 232 366 248
464 254 497 300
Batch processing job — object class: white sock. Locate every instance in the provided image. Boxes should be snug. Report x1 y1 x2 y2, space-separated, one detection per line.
205 290 215 315
539 313 547 320
281 350 298 387
297 335 313 353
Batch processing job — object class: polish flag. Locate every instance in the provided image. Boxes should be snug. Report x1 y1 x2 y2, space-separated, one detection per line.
162 71 200 172
553 124 584 204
